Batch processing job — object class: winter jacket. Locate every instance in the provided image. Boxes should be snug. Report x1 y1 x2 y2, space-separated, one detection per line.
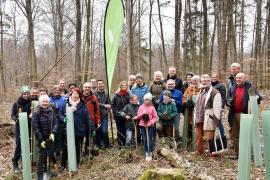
227 74 236 91
212 81 226 108
194 86 222 131
32 106 58 141
112 92 130 118
149 81 166 108
182 85 200 105
11 96 32 122
160 89 183 113
131 83 149 105
49 96 66 120
134 104 158 127
121 104 140 128
94 90 110 118
157 101 177 125
164 74 183 92
60 100 93 137
227 81 262 127
81 92 101 126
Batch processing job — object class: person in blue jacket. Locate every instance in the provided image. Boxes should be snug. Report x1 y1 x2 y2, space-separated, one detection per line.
131 73 149 105
160 79 183 143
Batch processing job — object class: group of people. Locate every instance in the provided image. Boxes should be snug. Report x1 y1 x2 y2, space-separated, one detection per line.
11 63 262 179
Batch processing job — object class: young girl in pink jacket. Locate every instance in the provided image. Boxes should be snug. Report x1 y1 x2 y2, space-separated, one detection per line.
133 93 157 160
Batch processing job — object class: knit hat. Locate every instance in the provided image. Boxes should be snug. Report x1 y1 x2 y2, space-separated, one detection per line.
186 72 194 77
135 73 143 80
163 90 171 98
144 93 153 101
72 88 82 98
20 85 30 94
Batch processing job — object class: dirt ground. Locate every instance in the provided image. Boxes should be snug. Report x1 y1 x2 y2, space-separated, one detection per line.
0 91 269 180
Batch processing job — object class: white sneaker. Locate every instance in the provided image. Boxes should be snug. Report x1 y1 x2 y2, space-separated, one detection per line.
145 153 152 161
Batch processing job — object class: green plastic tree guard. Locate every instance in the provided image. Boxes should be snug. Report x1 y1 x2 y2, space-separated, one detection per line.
66 106 77 172
181 97 188 149
32 101 39 163
262 110 270 180
249 96 263 166
19 112 32 180
191 95 197 151
237 114 253 180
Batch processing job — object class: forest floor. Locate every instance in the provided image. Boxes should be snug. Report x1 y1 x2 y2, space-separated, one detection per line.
0 90 269 180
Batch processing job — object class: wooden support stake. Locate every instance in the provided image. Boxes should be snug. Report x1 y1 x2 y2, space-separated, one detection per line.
19 112 32 180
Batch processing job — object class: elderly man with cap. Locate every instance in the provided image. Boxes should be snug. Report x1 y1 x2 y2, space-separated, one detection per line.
227 73 262 159
194 74 222 155
11 85 32 173
131 73 149 105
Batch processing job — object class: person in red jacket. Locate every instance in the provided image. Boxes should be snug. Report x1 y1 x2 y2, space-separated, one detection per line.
82 82 101 152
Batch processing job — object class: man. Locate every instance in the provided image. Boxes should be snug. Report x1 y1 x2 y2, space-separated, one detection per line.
65 83 76 99
90 79 98 93
183 72 194 93
58 79 68 96
160 79 183 143
182 75 200 142
30 87 39 101
211 72 226 138
94 80 111 148
131 73 149 105
149 71 166 110
164 66 183 92
11 86 32 173
194 74 222 155
227 73 262 159
128 75 136 90
49 85 66 155
227 63 241 91
82 82 101 151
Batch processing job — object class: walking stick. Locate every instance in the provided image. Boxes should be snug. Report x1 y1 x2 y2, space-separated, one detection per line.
132 119 138 149
145 125 150 155
108 110 114 145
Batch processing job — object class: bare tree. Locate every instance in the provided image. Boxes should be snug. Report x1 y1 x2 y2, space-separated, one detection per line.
174 0 182 75
75 0 82 84
0 0 6 94
126 0 132 75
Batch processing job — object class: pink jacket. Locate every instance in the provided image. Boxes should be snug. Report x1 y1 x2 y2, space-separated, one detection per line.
134 104 158 127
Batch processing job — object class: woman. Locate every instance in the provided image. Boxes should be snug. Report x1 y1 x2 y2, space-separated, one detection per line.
112 81 130 147
60 88 93 170
133 93 157 161
32 95 58 180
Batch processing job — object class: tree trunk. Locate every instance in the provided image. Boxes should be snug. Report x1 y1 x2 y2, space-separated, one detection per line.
149 0 154 81
75 0 82 85
137 0 141 73
239 0 245 70
202 0 209 73
267 0 270 89
174 0 182 76
209 1 217 73
83 0 91 82
0 4 6 94
126 0 132 75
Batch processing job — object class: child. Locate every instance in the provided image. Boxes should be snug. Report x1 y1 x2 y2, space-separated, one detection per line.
133 93 157 161
121 95 140 147
157 91 177 139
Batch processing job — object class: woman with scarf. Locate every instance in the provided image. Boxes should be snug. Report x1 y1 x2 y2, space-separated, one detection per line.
59 88 93 171
112 81 130 147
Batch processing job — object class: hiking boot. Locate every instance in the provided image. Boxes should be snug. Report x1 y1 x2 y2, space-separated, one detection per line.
12 161 20 174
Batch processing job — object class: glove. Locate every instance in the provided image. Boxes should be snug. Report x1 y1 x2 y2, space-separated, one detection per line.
64 117 68 123
161 113 171 120
49 134 55 142
41 141 46 148
91 130 96 138
226 96 234 107
155 99 160 104
186 100 194 108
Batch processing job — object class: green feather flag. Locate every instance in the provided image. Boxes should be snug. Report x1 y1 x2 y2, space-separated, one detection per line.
104 0 125 94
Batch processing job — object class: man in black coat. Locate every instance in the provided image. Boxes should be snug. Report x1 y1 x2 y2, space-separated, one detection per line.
164 66 183 92
11 86 32 173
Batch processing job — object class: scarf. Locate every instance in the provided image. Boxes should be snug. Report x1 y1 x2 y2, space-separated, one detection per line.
69 97 80 111
118 90 128 97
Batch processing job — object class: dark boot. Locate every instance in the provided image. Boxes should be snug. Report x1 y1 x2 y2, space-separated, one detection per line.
12 160 20 174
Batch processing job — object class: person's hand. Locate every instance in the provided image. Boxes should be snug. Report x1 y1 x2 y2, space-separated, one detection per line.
155 99 160 104
105 104 111 110
64 117 68 123
41 141 46 148
29 113 32 118
91 130 96 138
97 123 101 128
171 99 175 102
125 115 131 120
147 122 151 127
49 134 55 142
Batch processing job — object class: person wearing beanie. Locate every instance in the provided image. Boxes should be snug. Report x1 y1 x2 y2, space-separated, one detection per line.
133 93 157 161
131 73 149 105
11 85 32 173
59 88 94 170
183 72 194 93
157 90 177 139
112 81 130 147
31 95 59 179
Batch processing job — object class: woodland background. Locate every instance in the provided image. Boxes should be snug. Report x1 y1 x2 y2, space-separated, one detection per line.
0 0 269 95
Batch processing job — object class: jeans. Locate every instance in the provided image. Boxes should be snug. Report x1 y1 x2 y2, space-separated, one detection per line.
140 126 154 153
174 113 180 142
12 123 21 164
219 121 225 138
100 116 109 148
126 127 135 147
